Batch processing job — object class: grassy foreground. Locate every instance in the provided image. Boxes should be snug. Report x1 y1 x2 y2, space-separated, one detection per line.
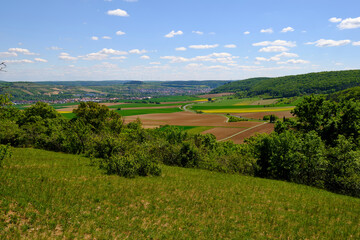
1 148 360 239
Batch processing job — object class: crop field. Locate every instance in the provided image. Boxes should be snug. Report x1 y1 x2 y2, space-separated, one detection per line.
1 148 360 239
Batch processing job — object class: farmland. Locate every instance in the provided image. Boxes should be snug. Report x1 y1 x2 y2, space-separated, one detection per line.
1 148 359 239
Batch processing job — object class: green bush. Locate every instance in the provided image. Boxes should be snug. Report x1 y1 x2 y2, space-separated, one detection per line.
0 144 12 167
100 152 161 178
228 116 248 122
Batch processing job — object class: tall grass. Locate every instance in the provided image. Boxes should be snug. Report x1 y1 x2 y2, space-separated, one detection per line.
1 148 360 239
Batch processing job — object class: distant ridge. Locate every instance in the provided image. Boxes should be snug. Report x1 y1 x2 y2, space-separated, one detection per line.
211 70 360 97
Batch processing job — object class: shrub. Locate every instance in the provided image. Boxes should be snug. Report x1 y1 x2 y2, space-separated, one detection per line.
0 144 12 167
228 116 248 122
100 152 161 178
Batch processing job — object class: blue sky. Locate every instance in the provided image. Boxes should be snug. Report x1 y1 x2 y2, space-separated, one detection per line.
1 0 360 81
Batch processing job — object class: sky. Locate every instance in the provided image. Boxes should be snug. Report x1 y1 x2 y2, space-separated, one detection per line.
0 0 360 81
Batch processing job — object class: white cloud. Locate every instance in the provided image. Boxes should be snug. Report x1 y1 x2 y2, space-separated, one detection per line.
337 17 360 29
353 41 360 46
107 9 129 17
329 17 342 23
175 47 187 51
129 49 147 54
116 30 126 35
140 55 150 59
5 59 34 64
150 62 161 65
81 53 108 61
306 39 351 47
256 52 299 62
189 44 219 49
8 48 37 55
161 52 238 64
253 40 296 47
102 36 112 40
192 31 204 35
244 31 250 35
59 53 77 61
34 58 48 63
99 48 128 55
277 59 309 64
0 52 17 58
260 28 273 34
165 30 183 38
48 46 62 50
281 27 294 33
111 56 127 60
259 46 289 52
224 44 237 48
91 36 99 40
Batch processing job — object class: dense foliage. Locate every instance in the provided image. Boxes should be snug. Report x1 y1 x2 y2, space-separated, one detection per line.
211 70 360 98
0 91 359 197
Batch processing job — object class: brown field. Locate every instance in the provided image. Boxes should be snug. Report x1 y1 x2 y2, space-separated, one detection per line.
124 112 260 128
202 127 245 140
233 111 294 120
228 123 274 144
198 93 234 98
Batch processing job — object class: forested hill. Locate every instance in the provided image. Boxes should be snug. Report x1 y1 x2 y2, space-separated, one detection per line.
211 70 360 97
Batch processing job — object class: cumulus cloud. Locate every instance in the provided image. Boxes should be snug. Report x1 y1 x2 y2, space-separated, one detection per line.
116 30 126 35
107 9 129 17
8 48 37 55
192 31 204 35
306 39 351 47
175 47 187 51
329 17 342 23
0 52 17 58
34 58 48 63
281 27 294 33
149 62 161 65
337 17 360 29
353 41 360 46
244 31 250 35
129 49 147 54
256 52 299 62
161 52 238 64
165 30 183 38
5 59 34 64
277 59 309 64
99 48 128 55
260 28 273 34
59 53 77 61
224 44 237 48
253 40 296 47
189 44 219 49
259 46 289 52
91 36 99 40
140 55 150 59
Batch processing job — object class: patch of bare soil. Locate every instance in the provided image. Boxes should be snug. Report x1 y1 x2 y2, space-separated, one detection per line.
228 123 274 144
202 127 245 140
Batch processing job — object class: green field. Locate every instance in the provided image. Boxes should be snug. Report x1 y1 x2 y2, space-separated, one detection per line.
114 107 182 116
159 125 214 134
108 103 182 109
1 148 360 239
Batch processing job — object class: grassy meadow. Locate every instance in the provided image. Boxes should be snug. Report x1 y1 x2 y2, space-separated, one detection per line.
1 148 360 239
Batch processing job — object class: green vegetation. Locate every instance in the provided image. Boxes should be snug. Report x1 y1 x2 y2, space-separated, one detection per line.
211 70 360 97
114 107 182 116
1 148 360 239
228 115 249 122
263 114 278 123
108 103 181 109
1 91 359 196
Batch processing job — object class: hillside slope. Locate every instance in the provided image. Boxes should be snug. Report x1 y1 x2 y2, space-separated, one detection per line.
211 70 360 97
1 148 359 239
